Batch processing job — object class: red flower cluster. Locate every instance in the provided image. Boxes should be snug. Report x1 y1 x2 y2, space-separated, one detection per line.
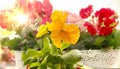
95 8 116 23
79 5 93 19
82 7 118 36
95 8 118 36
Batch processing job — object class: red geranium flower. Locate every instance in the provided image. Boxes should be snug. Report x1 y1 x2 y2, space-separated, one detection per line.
98 27 113 36
95 8 115 23
79 5 93 19
84 22 97 36
84 7 118 36
97 18 117 36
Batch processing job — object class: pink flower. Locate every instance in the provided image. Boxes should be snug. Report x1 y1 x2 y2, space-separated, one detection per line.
0 22 8 29
0 14 9 29
34 1 42 14
67 12 86 31
22 0 53 24
42 0 53 13
67 12 80 23
40 0 53 24
41 16 51 24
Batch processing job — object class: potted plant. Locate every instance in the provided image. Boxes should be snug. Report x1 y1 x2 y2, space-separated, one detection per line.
21 10 85 69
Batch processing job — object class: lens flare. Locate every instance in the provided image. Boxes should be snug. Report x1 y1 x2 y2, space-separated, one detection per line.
14 14 28 25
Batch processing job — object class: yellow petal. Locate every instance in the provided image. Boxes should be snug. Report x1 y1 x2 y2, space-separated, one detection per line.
47 18 64 31
59 31 71 44
64 24 80 44
53 40 62 48
36 25 48 38
47 11 68 31
51 31 62 48
51 10 68 23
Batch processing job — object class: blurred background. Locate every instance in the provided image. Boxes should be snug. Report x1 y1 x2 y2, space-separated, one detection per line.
0 0 120 23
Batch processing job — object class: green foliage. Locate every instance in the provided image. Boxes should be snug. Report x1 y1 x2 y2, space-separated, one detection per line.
70 30 120 50
22 35 82 69
1 31 40 51
109 30 120 49
1 37 23 50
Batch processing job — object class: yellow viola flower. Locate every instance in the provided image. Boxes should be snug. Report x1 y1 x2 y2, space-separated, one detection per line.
47 11 68 31
36 24 48 38
47 11 80 48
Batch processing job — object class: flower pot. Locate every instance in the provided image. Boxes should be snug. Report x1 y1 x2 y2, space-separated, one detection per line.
80 50 120 68
14 51 26 69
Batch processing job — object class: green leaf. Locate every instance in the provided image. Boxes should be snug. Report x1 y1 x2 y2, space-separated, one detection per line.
36 39 43 50
29 62 40 68
42 36 52 54
37 67 41 69
47 55 63 64
66 64 74 69
23 57 37 65
51 44 58 55
22 49 42 61
60 43 70 51
1 38 23 50
93 37 106 46
41 56 48 64
112 30 120 48
61 50 82 64
53 64 61 69
38 56 48 69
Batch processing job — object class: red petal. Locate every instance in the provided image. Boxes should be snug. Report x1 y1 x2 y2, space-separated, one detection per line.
95 8 115 23
79 5 93 19
84 22 97 36
42 0 53 12
98 27 113 36
34 1 42 13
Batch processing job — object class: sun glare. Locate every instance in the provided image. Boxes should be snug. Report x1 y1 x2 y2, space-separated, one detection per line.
15 14 28 25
